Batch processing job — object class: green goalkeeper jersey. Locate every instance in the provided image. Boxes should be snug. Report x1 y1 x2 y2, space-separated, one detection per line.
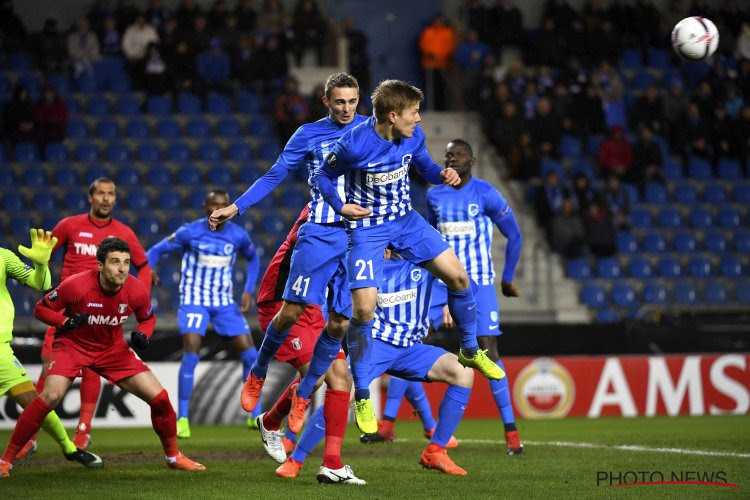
0 247 51 343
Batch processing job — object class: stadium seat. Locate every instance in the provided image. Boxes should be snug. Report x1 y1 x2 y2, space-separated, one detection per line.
559 135 582 159
279 187 307 207
160 191 182 211
198 142 223 161
177 93 202 114
658 207 681 228
644 182 668 204
580 284 606 308
126 119 150 139
633 69 655 90
33 191 57 212
249 117 274 138
137 142 161 162
566 258 591 280
8 51 33 71
596 257 621 279
718 207 741 228
2 192 25 211
620 48 643 70
540 160 563 178
734 230 750 253
595 308 620 323
84 164 108 183
166 213 188 232
717 158 742 180
611 283 636 308
74 70 98 92
689 206 713 228
167 142 191 161
646 48 670 68
44 142 68 162
719 254 742 278
673 281 696 305
64 191 87 211
672 231 696 252
187 188 207 208
18 74 42 98
736 281 750 305
186 119 211 138
630 207 652 228
87 96 110 115
261 213 286 233
642 231 666 253
115 164 140 187
663 158 683 180
228 142 253 161
702 183 727 203
135 215 162 238
95 120 119 139
54 164 78 186
126 190 151 211
616 232 638 253
178 164 202 186
22 167 45 187
657 256 682 278
672 182 698 204
106 142 130 162
116 95 141 115
147 95 171 115
237 91 261 113
206 93 232 114
157 119 181 139
702 230 727 252
207 164 233 184
687 157 712 180
217 118 242 138
642 282 667 305
627 255 652 279
703 280 728 306
66 119 88 139
75 142 99 162
15 143 38 162
148 164 172 186
733 184 750 203
238 164 264 184
688 255 712 277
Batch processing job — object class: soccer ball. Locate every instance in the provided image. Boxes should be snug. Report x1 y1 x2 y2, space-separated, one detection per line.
671 16 719 61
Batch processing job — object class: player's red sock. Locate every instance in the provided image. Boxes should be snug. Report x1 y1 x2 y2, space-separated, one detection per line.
322 389 349 470
78 369 101 434
263 377 299 430
1 397 52 464
148 390 179 458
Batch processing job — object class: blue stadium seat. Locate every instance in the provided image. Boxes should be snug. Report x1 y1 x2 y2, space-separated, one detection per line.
66 119 89 139
177 93 202 114
115 164 140 186
642 231 666 253
703 280 728 306
279 187 307 207
178 164 202 186
702 230 727 252
644 182 668 204
736 281 750 305
147 95 172 115
596 257 621 279
186 119 211 138
734 230 750 253
33 191 57 212
64 191 87 211
198 142 223 161
217 118 242 138
2 192 25 211
206 93 232 114
673 281 696 305
166 213 188 232
689 206 713 228
160 191 182 211
646 48 670 68
106 142 130 162
657 256 682 278
15 143 38 162
137 142 161 162
208 164 232 184
87 96 110 115
611 283 636 308
44 143 68 162
126 119 150 139
627 255 652 279
571 160 595 179
157 260 182 287
559 135 582 159
633 69 656 90
540 160 563 178
595 308 621 323
22 167 45 187
620 48 643 70
148 164 172 186
237 91 261 113
8 51 33 70
157 119 181 139
18 74 42 98
76 142 99 162
566 258 591 280
74 70 98 92
616 232 638 253
249 117 274 138
672 231 696 252
733 184 750 203
718 207 741 228
642 282 667 305
719 254 742 278
0 168 13 187
687 157 712 180
688 255 712 277
672 182 698 204
703 183 727 203
717 158 742 180
258 142 281 162
47 73 71 95
630 207 652 228
228 142 253 162
135 215 162 238
187 188 207 208
658 207 681 228
9 215 35 237
581 284 606 308
84 164 108 183
261 213 286 233
95 119 119 139
126 190 151 211
54 164 78 186
167 142 191 161
238 164 264 184
117 95 141 115
663 158 683 180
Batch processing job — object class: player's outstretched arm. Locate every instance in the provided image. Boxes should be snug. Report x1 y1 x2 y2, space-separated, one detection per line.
17 229 57 290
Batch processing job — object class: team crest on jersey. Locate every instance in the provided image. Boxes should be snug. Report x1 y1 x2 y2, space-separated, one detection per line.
291 338 302 350
118 303 128 313
48 290 58 302
326 152 337 167
411 269 422 282
224 244 234 255
468 204 479 217
402 154 413 167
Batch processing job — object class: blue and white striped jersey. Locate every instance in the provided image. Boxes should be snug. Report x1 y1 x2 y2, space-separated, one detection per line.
316 117 444 228
372 258 433 347
234 115 368 224
427 178 512 285
146 219 260 307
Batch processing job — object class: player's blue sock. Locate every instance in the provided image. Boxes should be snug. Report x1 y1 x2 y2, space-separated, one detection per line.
251 322 289 378
405 381 436 432
447 287 479 354
489 358 516 425
290 404 325 463
178 352 200 419
431 385 471 448
284 425 297 444
240 347 262 418
347 317 374 401
296 330 341 400
383 377 409 419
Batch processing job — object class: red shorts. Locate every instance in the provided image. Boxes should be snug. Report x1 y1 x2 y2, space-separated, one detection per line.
41 326 56 358
257 301 335 368
48 337 150 384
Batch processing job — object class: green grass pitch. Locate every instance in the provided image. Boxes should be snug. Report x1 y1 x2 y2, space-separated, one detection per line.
1 415 748 499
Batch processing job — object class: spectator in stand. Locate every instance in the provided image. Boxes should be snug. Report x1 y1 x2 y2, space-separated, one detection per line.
537 66 556 96
584 196 617 257
291 0 327 66
597 125 632 179
307 83 327 119
630 83 666 135
543 0 580 36
603 174 631 230
521 80 539 119
736 105 750 165
687 0 714 20
738 60 750 101
116 0 141 34
218 14 242 52
38 18 68 74
724 84 744 119
660 0 686 42
591 60 623 101
158 17 180 57
273 76 309 144
465 0 490 45
454 29 491 111
559 57 589 97
146 0 170 30
572 172 595 213
535 170 567 239
602 88 627 129
235 0 257 32
492 101 523 157
533 18 566 67
633 0 661 50
140 43 171 95
489 0 524 54
197 37 232 95
711 104 737 162
255 34 288 96
551 196 586 258
100 17 123 57
570 83 606 137
231 34 260 86
257 0 289 40
0 0 27 52
527 97 562 159
122 14 160 85
174 0 203 30
419 14 457 110
184 15 212 54
343 17 370 96
34 84 68 147
683 101 712 161
608 0 635 46
3 85 35 146
170 40 199 94
693 81 715 119
629 125 664 186
507 130 541 181
208 0 230 32
68 17 101 79
663 78 689 152
482 81 513 137
87 0 114 35
736 22 750 60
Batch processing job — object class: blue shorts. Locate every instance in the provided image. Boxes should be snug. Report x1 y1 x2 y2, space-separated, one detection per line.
282 222 351 317
429 281 501 336
347 210 450 289
367 338 448 383
177 303 250 337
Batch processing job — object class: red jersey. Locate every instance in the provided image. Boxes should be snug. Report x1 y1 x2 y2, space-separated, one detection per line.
52 214 151 288
257 206 309 307
35 269 156 352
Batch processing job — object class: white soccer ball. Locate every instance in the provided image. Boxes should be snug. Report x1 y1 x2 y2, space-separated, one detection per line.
671 16 719 61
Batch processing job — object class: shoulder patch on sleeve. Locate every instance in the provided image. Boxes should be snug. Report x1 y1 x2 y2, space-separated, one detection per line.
326 152 337 167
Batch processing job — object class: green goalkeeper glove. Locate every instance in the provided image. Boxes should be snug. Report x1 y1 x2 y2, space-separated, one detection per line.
18 228 58 266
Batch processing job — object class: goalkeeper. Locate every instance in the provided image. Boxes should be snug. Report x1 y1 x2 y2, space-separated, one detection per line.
0 229 102 474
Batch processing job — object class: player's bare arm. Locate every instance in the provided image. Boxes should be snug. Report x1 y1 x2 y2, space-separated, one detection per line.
240 291 254 312
208 203 239 230
440 167 461 186
340 204 372 221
